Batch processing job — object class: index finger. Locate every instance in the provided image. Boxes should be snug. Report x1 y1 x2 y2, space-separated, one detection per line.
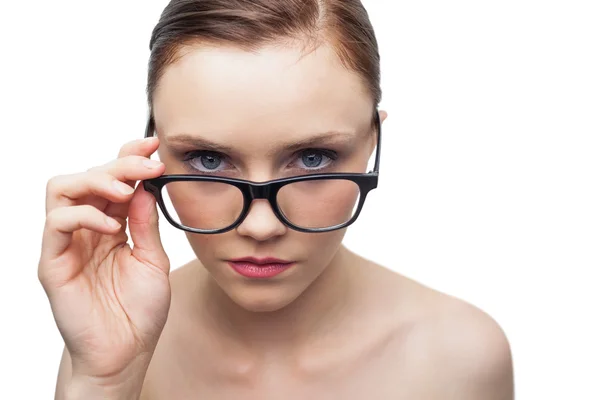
101 136 162 219
119 136 159 159
117 136 160 187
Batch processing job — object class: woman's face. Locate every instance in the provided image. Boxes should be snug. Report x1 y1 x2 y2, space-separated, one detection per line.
152 41 384 312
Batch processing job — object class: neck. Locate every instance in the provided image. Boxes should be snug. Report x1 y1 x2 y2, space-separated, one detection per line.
197 245 361 353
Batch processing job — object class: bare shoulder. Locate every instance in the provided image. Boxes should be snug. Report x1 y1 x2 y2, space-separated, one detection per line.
419 288 514 398
363 261 514 399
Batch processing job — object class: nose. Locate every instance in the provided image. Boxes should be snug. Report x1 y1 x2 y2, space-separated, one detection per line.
235 199 287 241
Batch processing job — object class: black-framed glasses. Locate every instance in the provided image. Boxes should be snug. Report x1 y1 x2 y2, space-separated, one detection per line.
142 109 382 234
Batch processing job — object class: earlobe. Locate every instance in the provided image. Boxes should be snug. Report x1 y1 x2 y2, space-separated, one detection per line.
378 109 388 124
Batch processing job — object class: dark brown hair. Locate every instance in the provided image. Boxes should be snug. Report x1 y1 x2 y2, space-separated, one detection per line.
146 0 381 132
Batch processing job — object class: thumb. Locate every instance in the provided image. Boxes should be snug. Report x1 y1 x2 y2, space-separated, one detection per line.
128 182 170 274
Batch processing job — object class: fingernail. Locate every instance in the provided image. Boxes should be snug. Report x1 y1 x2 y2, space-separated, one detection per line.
113 180 134 195
143 136 158 143
143 159 163 169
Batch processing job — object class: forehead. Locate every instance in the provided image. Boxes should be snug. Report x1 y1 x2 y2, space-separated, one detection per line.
152 42 373 141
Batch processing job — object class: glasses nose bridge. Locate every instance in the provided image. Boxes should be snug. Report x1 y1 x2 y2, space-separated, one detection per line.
248 182 272 201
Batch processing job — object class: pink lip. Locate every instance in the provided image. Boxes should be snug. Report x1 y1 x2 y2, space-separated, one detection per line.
228 257 295 278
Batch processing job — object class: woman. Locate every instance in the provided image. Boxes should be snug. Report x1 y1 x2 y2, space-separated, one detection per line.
38 1 514 398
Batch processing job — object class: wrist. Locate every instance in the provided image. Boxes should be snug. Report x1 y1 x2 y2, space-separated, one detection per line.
65 354 152 400
64 372 147 400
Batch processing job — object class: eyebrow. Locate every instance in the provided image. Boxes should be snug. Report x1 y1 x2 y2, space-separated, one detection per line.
162 131 357 156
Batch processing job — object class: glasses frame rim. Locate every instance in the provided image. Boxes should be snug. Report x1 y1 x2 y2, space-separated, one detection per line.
142 109 382 234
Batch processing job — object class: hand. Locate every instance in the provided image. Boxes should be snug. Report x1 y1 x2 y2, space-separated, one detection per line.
38 137 171 382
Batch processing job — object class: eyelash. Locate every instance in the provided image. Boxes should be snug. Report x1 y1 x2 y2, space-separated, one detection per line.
181 149 339 175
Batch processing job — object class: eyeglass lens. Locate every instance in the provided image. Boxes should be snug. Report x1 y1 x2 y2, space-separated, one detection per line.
161 179 361 231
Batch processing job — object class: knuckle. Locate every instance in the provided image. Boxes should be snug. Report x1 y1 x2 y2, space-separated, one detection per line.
45 208 62 228
37 268 48 287
46 175 65 196
37 261 49 284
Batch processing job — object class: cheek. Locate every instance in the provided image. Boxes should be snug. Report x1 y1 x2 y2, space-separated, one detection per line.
298 229 347 263
184 232 222 261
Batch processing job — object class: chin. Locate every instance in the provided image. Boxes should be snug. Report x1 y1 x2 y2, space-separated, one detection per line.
229 286 302 313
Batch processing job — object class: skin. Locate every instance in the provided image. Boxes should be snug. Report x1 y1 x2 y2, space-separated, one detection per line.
46 41 514 399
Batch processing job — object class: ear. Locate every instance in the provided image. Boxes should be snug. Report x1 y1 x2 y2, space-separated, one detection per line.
366 109 387 158
378 109 388 123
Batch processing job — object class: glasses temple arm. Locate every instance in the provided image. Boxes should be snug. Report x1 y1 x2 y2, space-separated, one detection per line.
371 109 382 174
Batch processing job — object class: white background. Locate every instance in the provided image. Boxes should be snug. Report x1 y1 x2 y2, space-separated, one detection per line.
1 0 598 398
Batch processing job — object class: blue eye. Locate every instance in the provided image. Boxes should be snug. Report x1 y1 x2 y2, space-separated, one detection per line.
302 151 324 168
295 149 338 171
200 153 221 170
183 151 227 174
